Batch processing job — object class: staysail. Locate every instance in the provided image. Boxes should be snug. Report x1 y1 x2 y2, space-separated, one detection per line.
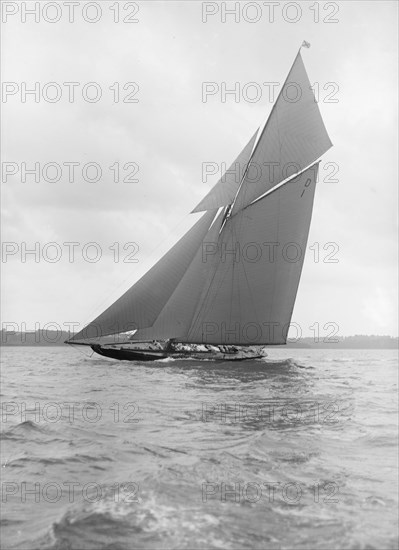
191 129 258 213
70 209 217 341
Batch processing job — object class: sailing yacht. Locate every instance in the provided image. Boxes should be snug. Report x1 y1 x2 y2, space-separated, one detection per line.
66 46 332 361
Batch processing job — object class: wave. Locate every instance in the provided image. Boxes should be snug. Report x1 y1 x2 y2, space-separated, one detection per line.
9 419 44 432
47 487 221 550
0 420 50 441
154 357 175 363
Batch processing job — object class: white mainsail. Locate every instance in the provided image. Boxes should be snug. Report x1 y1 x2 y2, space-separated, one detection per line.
69 49 331 347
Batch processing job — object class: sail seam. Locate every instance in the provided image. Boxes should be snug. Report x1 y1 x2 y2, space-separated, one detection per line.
185 212 226 341
269 186 281 330
187 233 232 340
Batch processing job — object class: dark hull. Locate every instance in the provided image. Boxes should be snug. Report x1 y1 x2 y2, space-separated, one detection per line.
91 345 167 361
91 345 263 362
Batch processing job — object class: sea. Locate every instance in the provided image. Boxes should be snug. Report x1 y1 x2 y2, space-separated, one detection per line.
1 347 398 550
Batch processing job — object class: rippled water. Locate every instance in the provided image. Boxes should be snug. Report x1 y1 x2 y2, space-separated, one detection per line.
1 347 398 549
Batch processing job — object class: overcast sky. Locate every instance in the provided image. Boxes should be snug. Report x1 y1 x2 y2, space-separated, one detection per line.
1 0 398 337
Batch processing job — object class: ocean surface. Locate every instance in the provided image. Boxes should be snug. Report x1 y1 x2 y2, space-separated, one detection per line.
1 347 398 550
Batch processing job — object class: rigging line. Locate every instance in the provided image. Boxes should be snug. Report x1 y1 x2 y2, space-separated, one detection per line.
229 142 258 233
240 243 262 334
198 253 234 339
232 220 244 333
268 186 281 330
226 156 254 263
201 223 237 331
68 342 93 358
185 218 224 339
219 205 231 233
219 128 259 235
229 224 235 332
194 253 234 338
187 252 224 340
187 260 218 340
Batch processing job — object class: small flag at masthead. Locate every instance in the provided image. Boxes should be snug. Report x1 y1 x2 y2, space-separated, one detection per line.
301 40 311 49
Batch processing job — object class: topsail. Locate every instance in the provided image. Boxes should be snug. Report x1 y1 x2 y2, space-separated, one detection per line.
232 51 331 213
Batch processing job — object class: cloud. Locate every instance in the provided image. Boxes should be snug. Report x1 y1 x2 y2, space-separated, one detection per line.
1 1 397 335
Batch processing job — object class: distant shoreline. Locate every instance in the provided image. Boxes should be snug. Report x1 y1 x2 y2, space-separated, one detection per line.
1 331 397 349
2 345 397 349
